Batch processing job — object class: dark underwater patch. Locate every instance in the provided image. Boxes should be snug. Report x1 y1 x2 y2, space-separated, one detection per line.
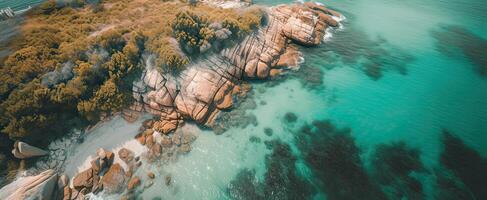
283 112 298 123
249 136 261 143
213 90 258 133
294 120 387 200
434 169 474 200
440 130 487 199
263 127 273 136
293 63 325 88
431 25 487 77
371 142 426 199
302 16 413 80
228 140 315 200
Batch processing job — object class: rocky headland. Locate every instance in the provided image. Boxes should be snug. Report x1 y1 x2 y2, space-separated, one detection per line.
0 1 343 199
123 1 343 133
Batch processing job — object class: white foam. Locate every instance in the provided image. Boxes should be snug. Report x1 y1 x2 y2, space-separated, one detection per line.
323 14 346 42
323 28 334 42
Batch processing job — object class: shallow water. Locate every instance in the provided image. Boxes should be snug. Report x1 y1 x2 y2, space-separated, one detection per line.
3 0 487 199
155 0 486 199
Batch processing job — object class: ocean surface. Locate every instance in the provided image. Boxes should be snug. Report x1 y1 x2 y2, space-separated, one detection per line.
0 0 42 10
3 0 487 199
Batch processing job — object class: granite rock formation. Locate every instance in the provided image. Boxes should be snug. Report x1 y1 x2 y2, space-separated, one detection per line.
124 2 342 133
0 169 58 200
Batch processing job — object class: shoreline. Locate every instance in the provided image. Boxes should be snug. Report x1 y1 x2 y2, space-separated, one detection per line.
0 1 344 199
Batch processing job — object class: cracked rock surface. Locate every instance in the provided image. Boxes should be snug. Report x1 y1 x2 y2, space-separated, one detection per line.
125 2 342 133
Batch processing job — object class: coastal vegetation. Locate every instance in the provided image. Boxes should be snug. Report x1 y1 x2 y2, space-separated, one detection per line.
0 0 263 180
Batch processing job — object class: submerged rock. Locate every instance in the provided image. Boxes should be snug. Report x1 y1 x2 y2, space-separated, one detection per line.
165 175 172 186
118 148 135 165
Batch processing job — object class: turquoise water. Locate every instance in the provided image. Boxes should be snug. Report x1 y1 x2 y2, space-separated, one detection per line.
0 0 43 10
138 0 487 199
3 0 487 199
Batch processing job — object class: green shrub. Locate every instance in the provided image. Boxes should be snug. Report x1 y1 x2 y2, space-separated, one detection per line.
173 10 215 54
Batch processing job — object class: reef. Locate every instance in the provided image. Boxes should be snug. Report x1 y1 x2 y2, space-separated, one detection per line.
303 12 414 80
294 120 388 200
371 142 425 199
431 25 487 77
439 130 487 199
228 140 314 200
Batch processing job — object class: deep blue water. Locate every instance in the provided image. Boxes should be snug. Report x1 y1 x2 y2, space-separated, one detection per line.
2 0 486 199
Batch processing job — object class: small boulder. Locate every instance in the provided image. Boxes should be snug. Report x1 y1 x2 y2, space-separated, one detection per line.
127 176 141 191
178 144 191 154
118 148 135 164
136 135 146 145
147 172 155 179
161 136 172 148
181 132 196 144
171 134 181 146
142 119 154 129
146 135 154 147
62 186 71 200
58 174 69 188
165 175 171 186
144 180 154 189
96 148 106 160
151 143 162 157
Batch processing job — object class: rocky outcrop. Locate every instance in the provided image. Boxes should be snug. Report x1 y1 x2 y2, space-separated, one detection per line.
126 2 342 133
0 169 58 200
12 141 49 159
68 148 116 198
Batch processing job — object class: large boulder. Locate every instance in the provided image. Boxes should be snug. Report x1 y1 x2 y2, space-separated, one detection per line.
101 163 126 194
12 141 48 159
0 169 58 200
72 168 94 191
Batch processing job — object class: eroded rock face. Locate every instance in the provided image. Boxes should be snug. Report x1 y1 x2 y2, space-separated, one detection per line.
126 2 341 130
0 169 58 200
